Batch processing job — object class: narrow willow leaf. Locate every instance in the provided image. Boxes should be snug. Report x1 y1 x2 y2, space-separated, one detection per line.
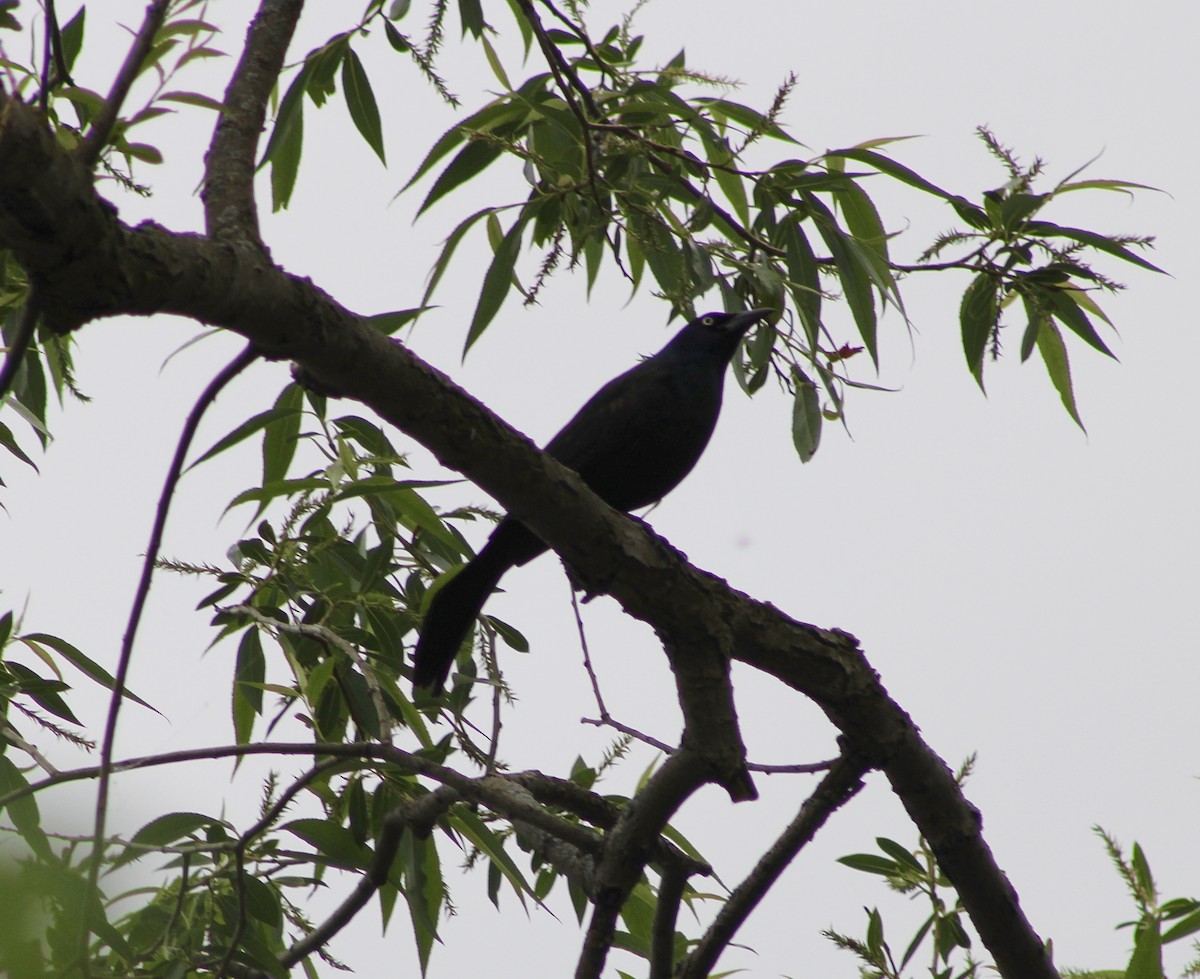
804 194 878 365
363 306 430 335
1035 319 1084 430
19 632 156 710
190 405 300 471
465 213 527 352
341 48 386 164
262 384 305 488
418 140 504 216
233 628 265 744
695 97 799 143
960 273 998 390
1025 220 1165 274
1046 288 1116 359
791 367 822 463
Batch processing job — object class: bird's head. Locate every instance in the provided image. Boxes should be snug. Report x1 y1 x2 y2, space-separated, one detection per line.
663 308 774 363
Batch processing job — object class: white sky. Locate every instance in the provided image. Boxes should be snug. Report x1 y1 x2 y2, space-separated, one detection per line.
1 2 1197 976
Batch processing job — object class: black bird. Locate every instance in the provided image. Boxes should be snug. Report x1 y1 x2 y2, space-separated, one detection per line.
412 308 772 693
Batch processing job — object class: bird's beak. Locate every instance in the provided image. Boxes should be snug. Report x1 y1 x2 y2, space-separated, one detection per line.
728 308 774 335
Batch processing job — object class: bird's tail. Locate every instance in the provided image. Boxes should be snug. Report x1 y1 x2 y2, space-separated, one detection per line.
411 532 525 693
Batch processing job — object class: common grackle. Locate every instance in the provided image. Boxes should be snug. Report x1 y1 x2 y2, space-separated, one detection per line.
411 308 772 694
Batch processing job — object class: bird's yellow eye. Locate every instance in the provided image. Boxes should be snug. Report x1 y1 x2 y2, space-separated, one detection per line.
702 315 714 326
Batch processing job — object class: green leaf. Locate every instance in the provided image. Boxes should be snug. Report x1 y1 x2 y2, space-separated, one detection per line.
421 206 498 307
190 404 302 471
269 95 304 210
1046 287 1116 359
790 367 822 463
418 139 505 216
225 477 328 513
837 853 901 876
402 96 529 193
695 97 799 143
485 615 529 652
284 818 374 870
341 48 386 164
780 219 822 351
18 632 156 711
1024 220 1165 274
59 7 86 72
804 193 878 365
260 63 309 209
480 34 510 89
1035 319 1084 430
0 756 48 857
450 807 532 903
959 273 998 390
1056 177 1161 196
1126 920 1165 979
875 837 923 873
1162 907 1200 944
262 384 304 489
826 146 957 201
159 89 225 111
400 827 443 971
465 211 528 352
458 0 484 37
132 811 224 846
6 662 80 724
363 306 430 336
234 628 265 744
0 420 37 471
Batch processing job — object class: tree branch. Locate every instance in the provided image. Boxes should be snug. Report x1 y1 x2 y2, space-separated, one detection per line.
679 749 870 979
0 99 1058 979
578 748 710 979
203 0 305 244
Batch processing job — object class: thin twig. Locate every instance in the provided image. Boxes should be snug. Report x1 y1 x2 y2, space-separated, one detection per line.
78 0 171 168
568 576 609 717
82 344 258 970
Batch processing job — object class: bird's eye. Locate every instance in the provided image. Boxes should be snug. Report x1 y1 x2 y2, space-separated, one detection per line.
702 315 715 326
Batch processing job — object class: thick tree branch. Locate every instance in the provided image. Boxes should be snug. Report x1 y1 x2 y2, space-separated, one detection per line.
0 99 1057 979
203 0 305 244
578 749 710 979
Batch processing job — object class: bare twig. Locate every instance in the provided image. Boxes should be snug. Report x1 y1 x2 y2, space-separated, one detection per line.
78 0 171 167
568 578 610 716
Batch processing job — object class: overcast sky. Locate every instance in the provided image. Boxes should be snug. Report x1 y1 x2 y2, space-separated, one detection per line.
1 2 1197 976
